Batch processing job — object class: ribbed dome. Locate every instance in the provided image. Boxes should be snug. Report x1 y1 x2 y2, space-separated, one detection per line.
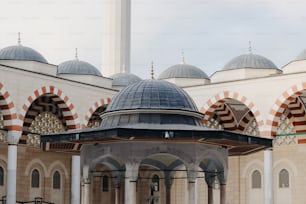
107 80 198 112
296 50 306 61
159 63 208 79
101 80 203 128
0 45 48 63
57 59 102 76
111 73 142 87
223 53 278 70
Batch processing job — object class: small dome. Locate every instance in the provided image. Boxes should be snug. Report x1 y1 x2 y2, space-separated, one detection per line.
0 45 48 63
57 59 102 76
223 53 278 70
159 63 208 79
111 73 142 87
101 80 203 128
296 50 306 61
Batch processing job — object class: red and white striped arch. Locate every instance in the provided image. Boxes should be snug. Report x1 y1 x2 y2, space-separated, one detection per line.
19 86 80 130
83 97 111 128
267 83 306 136
201 91 264 134
0 82 20 131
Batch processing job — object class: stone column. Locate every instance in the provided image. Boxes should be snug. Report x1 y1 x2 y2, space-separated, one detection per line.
187 168 198 204
205 172 215 204
82 165 91 204
220 184 226 204
164 172 173 204
218 172 227 204
114 175 122 204
124 163 138 204
6 130 21 204
264 150 274 204
115 187 120 204
208 186 213 204
71 155 80 204
188 181 197 204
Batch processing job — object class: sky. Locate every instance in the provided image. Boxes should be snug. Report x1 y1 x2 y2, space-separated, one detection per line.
1 0 306 79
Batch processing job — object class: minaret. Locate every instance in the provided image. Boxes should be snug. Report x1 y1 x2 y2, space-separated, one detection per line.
102 0 131 77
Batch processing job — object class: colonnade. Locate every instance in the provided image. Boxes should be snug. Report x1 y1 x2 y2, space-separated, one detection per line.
4 131 274 204
80 164 227 204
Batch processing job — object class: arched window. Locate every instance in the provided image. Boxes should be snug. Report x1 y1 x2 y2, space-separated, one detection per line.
102 175 109 192
151 175 159 192
31 169 40 188
251 170 261 189
53 171 61 189
0 166 4 186
279 169 289 188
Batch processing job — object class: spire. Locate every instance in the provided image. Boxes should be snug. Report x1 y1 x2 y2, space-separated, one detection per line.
75 48 78 60
248 41 252 54
180 49 185 64
151 61 155 80
17 32 21 46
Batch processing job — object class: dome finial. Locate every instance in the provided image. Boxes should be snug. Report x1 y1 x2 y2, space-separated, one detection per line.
181 49 185 64
248 41 252 54
18 32 21 46
151 61 155 80
75 48 79 60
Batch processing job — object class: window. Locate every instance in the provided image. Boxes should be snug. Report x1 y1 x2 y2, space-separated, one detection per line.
251 170 261 189
31 169 40 188
151 175 159 192
279 169 289 188
102 175 109 192
53 171 61 189
0 166 3 186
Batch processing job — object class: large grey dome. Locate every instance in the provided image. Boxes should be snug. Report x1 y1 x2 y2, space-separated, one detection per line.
0 45 48 63
101 80 203 128
296 50 306 61
111 73 142 87
57 59 102 76
223 53 278 70
159 63 208 79
106 80 198 112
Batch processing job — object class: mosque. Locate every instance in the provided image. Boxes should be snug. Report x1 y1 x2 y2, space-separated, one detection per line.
0 1 306 204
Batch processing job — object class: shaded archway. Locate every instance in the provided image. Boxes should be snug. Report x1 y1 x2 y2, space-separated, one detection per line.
267 83 306 136
202 92 262 136
83 98 111 128
20 86 79 145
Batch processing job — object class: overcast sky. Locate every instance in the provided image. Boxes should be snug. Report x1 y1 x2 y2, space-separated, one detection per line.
1 0 306 79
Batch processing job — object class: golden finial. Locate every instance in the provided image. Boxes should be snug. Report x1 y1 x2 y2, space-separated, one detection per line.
151 61 155 80
181 49 185 64
248 41 252 54
18 32 21 45
75 48 78 60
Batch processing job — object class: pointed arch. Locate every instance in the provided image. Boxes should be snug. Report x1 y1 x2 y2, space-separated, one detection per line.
201 91 264 135
83 98 111 128
267 83 306 136
19 86 80 130
0 82 20 131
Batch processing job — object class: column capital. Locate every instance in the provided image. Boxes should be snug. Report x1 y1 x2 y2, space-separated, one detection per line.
205 172 216 188
164 171 174 188
125 162 139 181
82 165 91 184
6 131 21 145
